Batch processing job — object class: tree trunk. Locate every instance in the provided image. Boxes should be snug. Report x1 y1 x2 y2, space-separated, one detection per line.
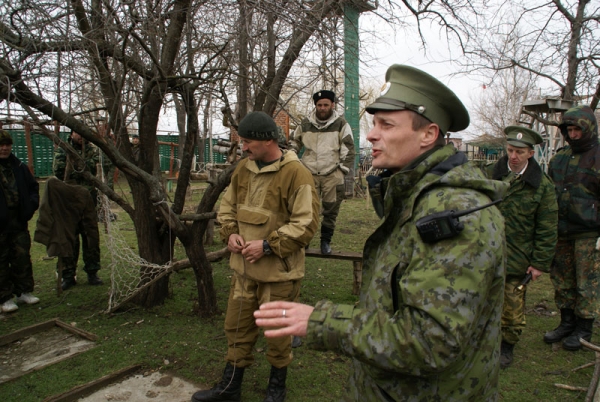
184 163 237 316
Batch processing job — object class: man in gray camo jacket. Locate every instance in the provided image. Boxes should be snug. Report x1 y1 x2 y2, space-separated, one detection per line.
255 64 507 401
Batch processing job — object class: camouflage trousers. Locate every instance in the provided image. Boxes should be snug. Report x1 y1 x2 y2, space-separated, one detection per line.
224 273 301 368
313 169 345 231
0 230 35 303
502 275 527 344
550 238 600 319
56 220 101 279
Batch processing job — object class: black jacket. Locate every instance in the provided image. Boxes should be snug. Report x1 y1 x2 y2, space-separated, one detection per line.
0 153 39 232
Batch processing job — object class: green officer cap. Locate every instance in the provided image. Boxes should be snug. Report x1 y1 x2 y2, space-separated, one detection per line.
0 129 13 145
504 125 543 148
237 111 279 141
365 64 470 134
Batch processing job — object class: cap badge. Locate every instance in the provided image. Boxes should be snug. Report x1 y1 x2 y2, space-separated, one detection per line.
516 133 523 140
380 82 391 96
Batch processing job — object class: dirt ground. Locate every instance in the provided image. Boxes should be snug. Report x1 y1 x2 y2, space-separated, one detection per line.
79 371 200 402
1 321 202 401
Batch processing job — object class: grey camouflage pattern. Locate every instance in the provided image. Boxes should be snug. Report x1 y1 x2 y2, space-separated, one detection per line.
306 145 507 401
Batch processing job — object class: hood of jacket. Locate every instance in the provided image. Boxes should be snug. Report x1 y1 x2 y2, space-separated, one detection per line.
559 105 598 153
307 109 342 130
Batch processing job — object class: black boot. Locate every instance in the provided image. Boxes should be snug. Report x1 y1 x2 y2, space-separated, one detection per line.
192 363 245 402
500 341 514 369
264 366 287 402
543 308 576 343
62 277 77 291
87 272 104 286
562 317 594 351
320 226 334 255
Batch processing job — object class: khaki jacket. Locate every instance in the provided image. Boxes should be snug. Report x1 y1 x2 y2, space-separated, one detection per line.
218 150 319 282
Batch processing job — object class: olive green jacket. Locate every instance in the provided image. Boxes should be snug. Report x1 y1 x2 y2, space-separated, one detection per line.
486 156 557 276
218 150 319 282
306 145 508 401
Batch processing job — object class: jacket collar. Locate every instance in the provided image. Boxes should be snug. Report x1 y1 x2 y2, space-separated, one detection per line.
308 110 340 130
492 154 542 189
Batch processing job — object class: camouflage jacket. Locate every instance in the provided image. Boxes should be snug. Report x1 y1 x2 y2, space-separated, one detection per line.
306 145 507 401
289 110 355 176
549 144 600 238
486 156 557 276
53 138 99 194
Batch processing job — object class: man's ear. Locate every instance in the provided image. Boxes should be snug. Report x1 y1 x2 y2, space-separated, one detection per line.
420 123 440 148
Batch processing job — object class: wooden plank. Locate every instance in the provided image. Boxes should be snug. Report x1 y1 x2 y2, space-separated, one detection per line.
54 320 98 342
305 248 362 261
42 365 142 402
352 261 363 296
305 248 364 294
0 319 57 347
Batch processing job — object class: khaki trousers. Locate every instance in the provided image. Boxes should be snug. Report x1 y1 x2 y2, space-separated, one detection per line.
224 273 301 368
313 169 345 230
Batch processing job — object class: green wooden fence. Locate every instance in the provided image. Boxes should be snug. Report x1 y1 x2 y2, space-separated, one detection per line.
5 130 225 178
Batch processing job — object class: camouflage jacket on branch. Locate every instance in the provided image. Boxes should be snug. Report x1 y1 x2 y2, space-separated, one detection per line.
53 138 99 194
306 145 508 401
487 155 557 276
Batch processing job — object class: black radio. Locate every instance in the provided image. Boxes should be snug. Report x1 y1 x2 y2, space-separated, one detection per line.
415 199 502 243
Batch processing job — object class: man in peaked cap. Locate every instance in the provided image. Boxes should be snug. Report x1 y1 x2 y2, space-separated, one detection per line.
255 65 508 401
0 129 40 313
289 90 355 255
192 112 319 402
544 105 600 351
483 126 557 368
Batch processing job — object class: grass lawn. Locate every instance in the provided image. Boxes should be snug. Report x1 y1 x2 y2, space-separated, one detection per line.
0 179 597 401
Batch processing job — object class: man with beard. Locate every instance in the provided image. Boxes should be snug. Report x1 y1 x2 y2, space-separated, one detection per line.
289 90 355 255
544 105 600 351
191 111 319 402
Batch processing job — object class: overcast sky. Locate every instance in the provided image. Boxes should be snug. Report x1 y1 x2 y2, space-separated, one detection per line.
359 12 485 140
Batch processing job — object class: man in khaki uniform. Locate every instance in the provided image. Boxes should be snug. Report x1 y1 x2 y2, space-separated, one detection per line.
191 111 319 402
289 90 355 254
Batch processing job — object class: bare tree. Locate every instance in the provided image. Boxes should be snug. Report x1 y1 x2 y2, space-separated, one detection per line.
460 0 600 110
0 0 483 317
467 68 538 138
